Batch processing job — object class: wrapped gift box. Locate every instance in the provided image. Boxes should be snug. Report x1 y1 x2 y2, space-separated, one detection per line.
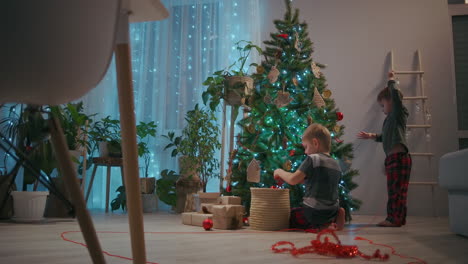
212 205 244 230
182 212 213 227
198 192 220 204
219 196 241 205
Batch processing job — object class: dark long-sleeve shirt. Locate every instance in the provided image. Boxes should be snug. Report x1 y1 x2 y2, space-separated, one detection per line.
375 80 409 155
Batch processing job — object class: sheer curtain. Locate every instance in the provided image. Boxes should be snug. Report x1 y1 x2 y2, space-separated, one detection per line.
81 0 261 210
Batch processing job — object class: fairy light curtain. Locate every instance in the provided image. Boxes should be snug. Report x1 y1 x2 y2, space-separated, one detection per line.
81 0 261 210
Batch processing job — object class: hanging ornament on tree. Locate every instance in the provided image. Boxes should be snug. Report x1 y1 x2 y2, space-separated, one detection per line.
247 158 261 183
313 87 326 108
247 123 256 134
322 89 332 99
292 76 299 86
335 138 344 143
226 184 232 193
256 65 265 74
282 136 288 149
307 115 314 125
336 112 344 121
268 66 280 84
243 217 249 226
289 149 296 156
294 31 301 52
274 91 293 108
283 160 292 171
264 92 273 104
311 62 322 79
333 124 341 133
277 33 288 39
202 218 213 231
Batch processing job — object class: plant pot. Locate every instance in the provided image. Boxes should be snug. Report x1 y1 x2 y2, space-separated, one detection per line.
11 191 49 222
44 177 75 218
141 193 158 213
224 76 254 106
175 178 201 213
178 156 200 181
98 141 109 157
140 177 156 194
0 174 16 219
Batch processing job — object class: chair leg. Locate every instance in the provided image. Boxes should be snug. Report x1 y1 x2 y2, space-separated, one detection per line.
48 117 105 264
115 17 147 262
85 164 98 203
105 166 111 213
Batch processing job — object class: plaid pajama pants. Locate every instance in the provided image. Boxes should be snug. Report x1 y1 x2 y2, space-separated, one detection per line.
385 152 412 225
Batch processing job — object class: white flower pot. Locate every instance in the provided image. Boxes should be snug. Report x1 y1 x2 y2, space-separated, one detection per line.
11 191 49 222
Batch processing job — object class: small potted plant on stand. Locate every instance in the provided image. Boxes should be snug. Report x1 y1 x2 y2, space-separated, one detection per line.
202 40 262 110
89 116 121 158
163 104 221 213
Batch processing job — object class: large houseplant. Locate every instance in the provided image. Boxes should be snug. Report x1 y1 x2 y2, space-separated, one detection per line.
163 104 221 212
202 40 262 110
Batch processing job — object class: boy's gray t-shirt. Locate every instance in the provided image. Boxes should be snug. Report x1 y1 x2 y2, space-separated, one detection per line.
298 153 341 210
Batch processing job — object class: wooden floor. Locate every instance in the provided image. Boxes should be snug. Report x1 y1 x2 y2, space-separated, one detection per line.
0 211 467 264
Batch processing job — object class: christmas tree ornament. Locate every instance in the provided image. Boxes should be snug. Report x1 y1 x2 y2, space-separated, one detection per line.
307 115 314 125
294 31 301 52
256 65 265 74
264 92 273 104
282 136 288 149
322 89 332 99
283 160 292 171
274 91 293 108
243 217 249 226
226 184 232 193
292 76 299 86
247 158 261 183
336 112 344 121
202 218 213 231
247 123 256 134
333 124 341 133
311 62 321 79
267 66 280 83
335 138 344 143
289 149 296 156
313 87 326 108
277 33 288 39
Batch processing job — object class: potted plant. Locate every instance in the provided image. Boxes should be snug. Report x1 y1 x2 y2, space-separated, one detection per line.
136 121 158 213
155 169 179 211
202 40 262 110
0 104 55 221
163 104 221 213
88 116 121 157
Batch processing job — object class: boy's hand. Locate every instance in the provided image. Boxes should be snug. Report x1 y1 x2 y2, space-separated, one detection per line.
274 169 284 180
357 131 375 139
388 71 395 80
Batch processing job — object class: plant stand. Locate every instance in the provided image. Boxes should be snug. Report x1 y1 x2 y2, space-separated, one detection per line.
175 179 200 213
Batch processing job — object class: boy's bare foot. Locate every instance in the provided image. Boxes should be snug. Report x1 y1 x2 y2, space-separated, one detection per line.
377 220 401 227
335 207 345 231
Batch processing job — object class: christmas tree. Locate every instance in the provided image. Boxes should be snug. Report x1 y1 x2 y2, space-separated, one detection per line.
228 0 361 221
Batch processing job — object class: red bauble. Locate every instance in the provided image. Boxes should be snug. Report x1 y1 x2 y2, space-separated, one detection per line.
289 150 296 156
243 217 249 225
226 185 232 193
277 34 288 39
270 186 278 189
202 218 213 231
336 112 344 121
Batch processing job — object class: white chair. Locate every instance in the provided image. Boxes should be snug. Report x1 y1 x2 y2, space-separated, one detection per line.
0 1 168 263
439 149 468 237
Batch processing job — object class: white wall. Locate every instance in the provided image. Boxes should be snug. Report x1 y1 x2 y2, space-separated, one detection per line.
259 0 458 216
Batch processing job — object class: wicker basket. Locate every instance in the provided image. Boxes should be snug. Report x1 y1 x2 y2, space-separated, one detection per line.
249 188 290 231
